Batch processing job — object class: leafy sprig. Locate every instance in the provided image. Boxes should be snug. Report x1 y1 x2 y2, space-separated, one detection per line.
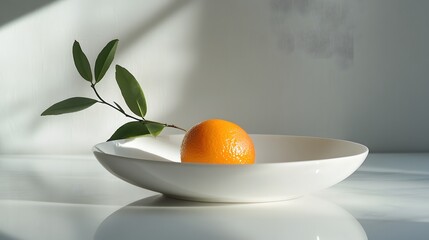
41 39 186 141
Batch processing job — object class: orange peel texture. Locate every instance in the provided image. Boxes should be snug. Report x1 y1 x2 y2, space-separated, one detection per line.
180 119 255 164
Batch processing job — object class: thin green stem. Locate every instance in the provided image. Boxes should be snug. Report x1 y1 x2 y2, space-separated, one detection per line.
144 119 187 132
90 83 186 132
91 84 141 121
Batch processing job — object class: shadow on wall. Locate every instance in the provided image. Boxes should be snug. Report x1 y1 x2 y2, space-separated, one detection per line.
118 0 191 56
161 0 287 132
3 0 429 153
160 0 355 134
0 231 18 240
159 0 429 152
0 0 57 27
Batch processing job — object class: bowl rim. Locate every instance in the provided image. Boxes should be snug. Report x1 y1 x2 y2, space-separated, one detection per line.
93 134 369 167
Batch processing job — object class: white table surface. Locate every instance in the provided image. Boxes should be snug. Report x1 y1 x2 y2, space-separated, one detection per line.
1 153 428 240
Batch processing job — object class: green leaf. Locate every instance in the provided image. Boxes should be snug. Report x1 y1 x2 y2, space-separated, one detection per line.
108 121 150 141
136 101 145 118
135 99 164 136
115 65 147 117
41 97 97 115
94 39 119 83
72 41 92 82
145 122 164 136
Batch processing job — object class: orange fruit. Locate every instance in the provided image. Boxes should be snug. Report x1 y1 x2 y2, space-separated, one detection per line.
180 119 255 164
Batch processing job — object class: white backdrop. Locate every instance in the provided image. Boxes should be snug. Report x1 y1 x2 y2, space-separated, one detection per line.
1 0 429 154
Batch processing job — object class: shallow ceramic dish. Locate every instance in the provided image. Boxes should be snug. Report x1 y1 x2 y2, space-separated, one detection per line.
93 135 368 203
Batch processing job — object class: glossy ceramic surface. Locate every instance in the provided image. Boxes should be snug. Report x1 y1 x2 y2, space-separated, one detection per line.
93 135 368 202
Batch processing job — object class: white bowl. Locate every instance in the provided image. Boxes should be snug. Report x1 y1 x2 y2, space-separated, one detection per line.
93 135 368 203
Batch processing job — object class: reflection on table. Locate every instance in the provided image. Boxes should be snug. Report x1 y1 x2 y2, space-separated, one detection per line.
95 195 367 240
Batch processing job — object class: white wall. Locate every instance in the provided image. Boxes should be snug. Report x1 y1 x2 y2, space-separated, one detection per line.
1 0 429 154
